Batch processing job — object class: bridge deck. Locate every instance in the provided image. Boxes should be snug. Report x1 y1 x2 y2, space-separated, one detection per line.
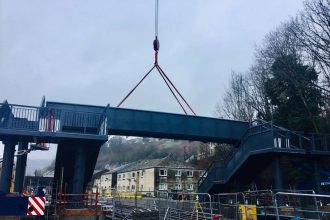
1 101 249 144
108 107 248 143
46 101 249 143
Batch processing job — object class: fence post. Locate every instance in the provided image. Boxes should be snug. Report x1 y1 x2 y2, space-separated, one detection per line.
207 193 213 217
95 188 99 209
112 190 116 219
274 194 280 220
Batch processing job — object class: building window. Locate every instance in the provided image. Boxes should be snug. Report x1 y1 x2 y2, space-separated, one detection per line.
118 174 121 180
141 171 144 178
159 183 167 190
187 184 193 191
131 185 136 191
132 172 136 179
117 185 121 191
174 183 182 190
122 174 126 180
175 170 181 177
187 170 193 177
141 184 144 190
126 186 130 191
159 169 167 177
199 171 205 177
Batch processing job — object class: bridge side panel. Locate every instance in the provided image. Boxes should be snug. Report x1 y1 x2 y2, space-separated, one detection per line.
108 108 249 143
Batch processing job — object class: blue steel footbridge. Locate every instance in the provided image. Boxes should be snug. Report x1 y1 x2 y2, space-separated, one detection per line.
0 100 329 197
0 100 247 196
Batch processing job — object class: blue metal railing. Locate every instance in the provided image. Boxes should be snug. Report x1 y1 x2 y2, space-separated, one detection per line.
198 121 330 193
198 121 271 192
0 103 108 136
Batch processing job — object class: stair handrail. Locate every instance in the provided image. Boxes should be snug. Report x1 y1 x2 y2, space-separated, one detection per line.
198 119 273 188
220 119 273 166
199 119 330 193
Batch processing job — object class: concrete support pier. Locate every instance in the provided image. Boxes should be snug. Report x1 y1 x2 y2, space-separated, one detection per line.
0 140 16 193
274 156 283 190
14 142 28 193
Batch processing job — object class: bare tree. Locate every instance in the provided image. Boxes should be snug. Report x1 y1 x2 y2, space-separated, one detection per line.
219 23 302 122
216 72 255 122
290 0 330 88
217 2 330 128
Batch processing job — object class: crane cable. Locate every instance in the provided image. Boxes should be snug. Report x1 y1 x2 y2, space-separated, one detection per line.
117 0 196 116
155 0 159 38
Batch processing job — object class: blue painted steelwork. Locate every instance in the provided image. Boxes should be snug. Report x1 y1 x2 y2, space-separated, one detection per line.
107 107 248 143
72 146 87 208
274 156 283 190
0 101 249 143
45 101 249 143
198 120 330 193
0 140 16 193
0 196 28 215
0 102 108 142
14 142 28 193
1 100 330 202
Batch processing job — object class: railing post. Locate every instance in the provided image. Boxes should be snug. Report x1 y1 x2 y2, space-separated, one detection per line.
312 191 322 220
64 193 67 209
58 193 61 211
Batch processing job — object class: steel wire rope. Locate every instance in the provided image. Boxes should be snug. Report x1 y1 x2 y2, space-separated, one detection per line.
117 66 156 108
155 0 159 38
157 65 197 116
155 65 188 114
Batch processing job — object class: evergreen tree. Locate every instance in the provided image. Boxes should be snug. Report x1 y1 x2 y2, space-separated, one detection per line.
265 55 323 132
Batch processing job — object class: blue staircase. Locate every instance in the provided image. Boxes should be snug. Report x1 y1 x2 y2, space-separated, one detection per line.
198 120 330 193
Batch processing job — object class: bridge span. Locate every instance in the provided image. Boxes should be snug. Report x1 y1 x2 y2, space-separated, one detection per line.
0 100 248 196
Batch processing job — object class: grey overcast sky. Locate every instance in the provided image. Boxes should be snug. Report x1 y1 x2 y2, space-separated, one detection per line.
0 1 303 159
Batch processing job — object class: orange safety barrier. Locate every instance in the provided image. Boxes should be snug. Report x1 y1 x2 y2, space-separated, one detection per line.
57 189 99 211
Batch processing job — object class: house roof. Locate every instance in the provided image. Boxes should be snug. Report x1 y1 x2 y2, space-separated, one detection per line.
118 156 201 173
92 169 109 179
103 163 134 175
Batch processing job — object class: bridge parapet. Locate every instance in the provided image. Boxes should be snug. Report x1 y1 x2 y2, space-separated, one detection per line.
107 107 249 143
0 103 108 140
